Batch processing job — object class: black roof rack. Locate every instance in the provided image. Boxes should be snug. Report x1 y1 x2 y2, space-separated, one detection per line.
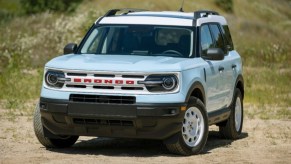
104 8 148 17
194 10 219 19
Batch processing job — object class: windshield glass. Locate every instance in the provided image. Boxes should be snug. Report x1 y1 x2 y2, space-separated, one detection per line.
80 25 193 58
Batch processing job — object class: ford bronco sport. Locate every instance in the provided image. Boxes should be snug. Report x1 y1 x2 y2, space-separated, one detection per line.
34 9 244 155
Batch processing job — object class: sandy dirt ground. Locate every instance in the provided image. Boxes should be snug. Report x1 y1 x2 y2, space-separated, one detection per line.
0 108 290 164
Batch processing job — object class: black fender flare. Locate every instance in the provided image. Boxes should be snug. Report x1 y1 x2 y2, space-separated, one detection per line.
185 81 206 104
234 74 244 99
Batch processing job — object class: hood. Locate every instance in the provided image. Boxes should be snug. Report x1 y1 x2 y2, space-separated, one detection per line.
45 54 199 72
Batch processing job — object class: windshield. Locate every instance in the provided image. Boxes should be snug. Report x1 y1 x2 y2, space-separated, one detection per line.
80 25 193 58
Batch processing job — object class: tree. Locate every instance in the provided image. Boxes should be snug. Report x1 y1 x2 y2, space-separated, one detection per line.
215 0 233 13
21 0 83 14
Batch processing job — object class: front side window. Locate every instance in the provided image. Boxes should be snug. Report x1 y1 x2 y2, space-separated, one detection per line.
80 25 193 58
200 25 214 55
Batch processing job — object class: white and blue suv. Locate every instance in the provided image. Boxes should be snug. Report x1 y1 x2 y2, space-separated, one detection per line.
34 9 244 155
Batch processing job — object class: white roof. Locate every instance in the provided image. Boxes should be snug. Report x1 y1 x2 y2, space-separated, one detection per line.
130 11 195 18
98 11 227 26
196 15 227 26
99 16 193 26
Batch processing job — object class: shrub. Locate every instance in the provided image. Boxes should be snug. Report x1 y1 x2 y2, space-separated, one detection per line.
21 0 83 14
215 0 233 13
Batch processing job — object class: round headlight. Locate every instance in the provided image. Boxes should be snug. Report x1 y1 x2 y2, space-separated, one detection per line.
45 70 66 88
140 74 178 92
162 76 177 90
47 73 58 85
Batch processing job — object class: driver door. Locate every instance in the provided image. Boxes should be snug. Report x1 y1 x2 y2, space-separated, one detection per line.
200 24 226 112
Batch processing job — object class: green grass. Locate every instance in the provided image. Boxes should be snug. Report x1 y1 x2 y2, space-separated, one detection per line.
0 66 42 113
244 66 291 106
243 64 291 120
0 0 290 119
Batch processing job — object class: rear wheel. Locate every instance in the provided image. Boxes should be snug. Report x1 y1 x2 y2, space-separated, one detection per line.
165 97 208 155
33 103 79 148
219 88 243 139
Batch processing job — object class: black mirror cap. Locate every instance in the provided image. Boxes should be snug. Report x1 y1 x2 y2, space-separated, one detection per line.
64 43 77 54
203 48 224 60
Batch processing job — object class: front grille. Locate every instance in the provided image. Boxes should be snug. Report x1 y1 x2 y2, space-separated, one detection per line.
73 118 134 126
121 87 143 90
94 74 115 78
122 75 144 79
93 86 114 89
59 71 179 94
69 94 136 104
66 85 86 88
67 73 87 76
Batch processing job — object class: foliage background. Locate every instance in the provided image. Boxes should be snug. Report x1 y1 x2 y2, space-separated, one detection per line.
0 0 290 119
20 0 83 14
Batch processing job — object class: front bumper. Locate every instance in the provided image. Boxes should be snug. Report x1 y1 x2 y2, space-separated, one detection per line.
39 97 186 140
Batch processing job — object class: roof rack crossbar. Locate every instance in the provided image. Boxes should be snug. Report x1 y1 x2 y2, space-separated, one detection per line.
104 8 147 17
194 10 219 19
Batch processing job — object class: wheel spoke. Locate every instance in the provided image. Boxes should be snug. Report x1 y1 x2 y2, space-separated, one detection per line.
182 107 205 147
234 97 242 131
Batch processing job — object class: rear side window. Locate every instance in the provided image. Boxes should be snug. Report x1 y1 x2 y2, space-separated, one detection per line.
209 24 226 53
222 25 234 50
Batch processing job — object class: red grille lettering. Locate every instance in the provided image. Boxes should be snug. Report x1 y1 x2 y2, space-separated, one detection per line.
94 79 102 83
104 79 113 84
73 78 135 85
115 80 123 84
74 78 81 83
126 80 134 85
84 79 92 83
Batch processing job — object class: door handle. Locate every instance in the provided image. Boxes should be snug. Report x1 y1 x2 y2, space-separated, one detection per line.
232 64 237 69
218 66 224 72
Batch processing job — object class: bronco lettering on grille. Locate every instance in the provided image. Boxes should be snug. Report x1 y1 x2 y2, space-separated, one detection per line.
72 78 135 85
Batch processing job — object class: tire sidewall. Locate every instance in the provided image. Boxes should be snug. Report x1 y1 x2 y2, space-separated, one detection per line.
179 97 209 154
33 103 78 148
231 89 243 136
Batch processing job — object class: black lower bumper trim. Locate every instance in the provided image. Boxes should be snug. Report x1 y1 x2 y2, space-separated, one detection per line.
39 97 186 140
72 118 134 126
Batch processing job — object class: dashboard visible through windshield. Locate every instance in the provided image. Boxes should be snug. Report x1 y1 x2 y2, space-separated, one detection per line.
80 25 194 58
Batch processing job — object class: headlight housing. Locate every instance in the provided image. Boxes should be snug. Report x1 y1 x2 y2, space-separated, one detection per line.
45 70 67 88
138 75 178 92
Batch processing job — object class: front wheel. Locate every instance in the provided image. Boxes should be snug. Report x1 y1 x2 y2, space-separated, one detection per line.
165 97 208 155
219 88 243 139
33 103 79 148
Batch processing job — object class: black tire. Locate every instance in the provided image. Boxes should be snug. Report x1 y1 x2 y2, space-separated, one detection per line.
219 88 243 139
33 103 79 148
165 97 208 155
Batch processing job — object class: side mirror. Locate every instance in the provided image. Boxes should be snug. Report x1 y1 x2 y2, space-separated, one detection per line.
203 48 224 60
64 43 77 54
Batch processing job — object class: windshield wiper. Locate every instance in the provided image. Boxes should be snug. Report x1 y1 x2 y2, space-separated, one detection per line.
131 50 149 55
